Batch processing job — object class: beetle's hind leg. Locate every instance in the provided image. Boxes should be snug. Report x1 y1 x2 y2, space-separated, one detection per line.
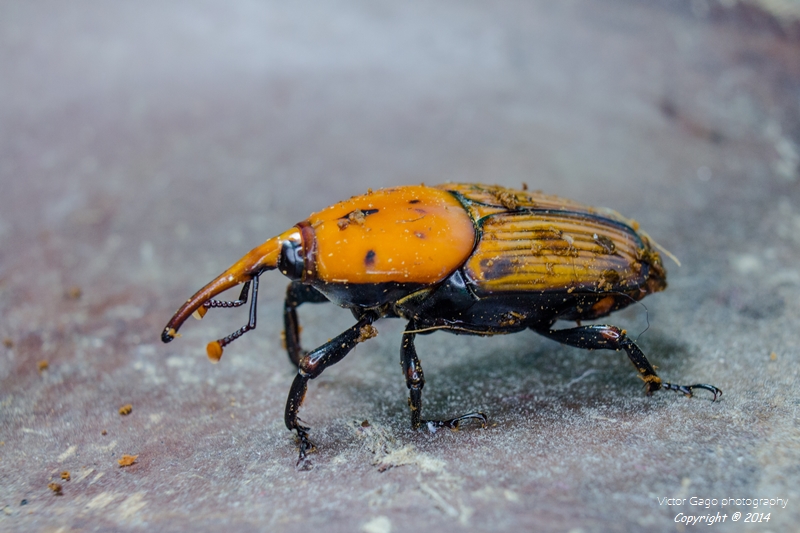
285 311 379 464
534 325 721 401
283 281 330 367
402 321 487 432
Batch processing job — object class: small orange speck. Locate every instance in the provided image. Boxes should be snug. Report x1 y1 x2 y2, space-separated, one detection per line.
770 352 777 361
118 454 138 467
37 360 49 372
101 429 108 436
2 338 12 349
65 286 82 300
60 471 70 481
118 404 132 416
48 482 63 494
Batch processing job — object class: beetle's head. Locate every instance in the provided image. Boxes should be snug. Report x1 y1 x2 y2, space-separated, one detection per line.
161 227 304 350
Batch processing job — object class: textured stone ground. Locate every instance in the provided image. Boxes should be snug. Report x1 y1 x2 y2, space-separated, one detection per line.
1 1 799 532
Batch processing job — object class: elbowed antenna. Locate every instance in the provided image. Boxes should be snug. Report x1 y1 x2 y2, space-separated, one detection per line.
161 228 299 343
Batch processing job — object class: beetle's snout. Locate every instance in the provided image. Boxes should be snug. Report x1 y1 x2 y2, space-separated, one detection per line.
162 229 299 343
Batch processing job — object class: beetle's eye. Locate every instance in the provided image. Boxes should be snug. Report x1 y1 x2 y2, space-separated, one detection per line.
278 239 304 280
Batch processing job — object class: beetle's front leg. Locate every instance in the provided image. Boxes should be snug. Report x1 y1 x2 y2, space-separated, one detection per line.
284 311 379 464
535 325 721 400
402 321 487 432
283 281 330 367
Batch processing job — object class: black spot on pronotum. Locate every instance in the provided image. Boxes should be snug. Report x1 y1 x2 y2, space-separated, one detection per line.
409 199 421 204
365 250 376 266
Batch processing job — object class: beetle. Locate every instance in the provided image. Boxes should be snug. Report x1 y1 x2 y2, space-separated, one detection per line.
162 183 721 461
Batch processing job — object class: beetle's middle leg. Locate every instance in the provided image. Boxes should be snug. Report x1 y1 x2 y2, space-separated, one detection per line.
401 321 487 431
285 311 379 463
283 281 330 367
534 325 721 400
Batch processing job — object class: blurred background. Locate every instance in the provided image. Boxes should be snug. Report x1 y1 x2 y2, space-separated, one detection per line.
1 1 799 531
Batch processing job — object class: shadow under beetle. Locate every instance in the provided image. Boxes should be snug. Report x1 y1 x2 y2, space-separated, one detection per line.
162 183 721 462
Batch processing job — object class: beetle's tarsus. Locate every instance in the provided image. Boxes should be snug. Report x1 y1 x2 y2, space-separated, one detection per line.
423 412 488 433
662 382 722 401
294 427 317 465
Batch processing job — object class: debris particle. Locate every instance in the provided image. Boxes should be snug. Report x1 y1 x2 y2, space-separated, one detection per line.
118 404 133 416
60 471 70 481
101 429 108 436
358 325 378 343
349 209 367 225
362 515 392 533
37 360 49 372
593 233 616 254
118 454 138 467
361 420 371 427
48 482 63 495
2 338 12 349
494 190 519 210
65 286 82 300
770 352 777 361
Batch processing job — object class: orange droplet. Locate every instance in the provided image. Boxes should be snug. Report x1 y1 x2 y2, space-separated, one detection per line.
207 341 223 363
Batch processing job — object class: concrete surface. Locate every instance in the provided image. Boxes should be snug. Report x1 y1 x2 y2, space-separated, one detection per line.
1 1 799 532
